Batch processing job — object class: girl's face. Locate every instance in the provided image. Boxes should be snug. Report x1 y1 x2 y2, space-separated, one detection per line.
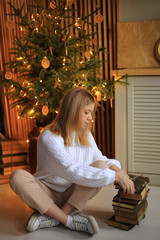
78 102 95 130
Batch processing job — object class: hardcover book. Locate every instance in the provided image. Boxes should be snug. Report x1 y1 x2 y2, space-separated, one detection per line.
107 215 135 231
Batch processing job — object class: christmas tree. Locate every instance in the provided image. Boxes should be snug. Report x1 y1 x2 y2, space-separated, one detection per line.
0 0 126 127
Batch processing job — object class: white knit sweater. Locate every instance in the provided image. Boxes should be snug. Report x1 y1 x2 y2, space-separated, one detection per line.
34 129 121 192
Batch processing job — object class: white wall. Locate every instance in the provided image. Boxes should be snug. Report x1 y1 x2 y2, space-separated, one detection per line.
119 0 160 22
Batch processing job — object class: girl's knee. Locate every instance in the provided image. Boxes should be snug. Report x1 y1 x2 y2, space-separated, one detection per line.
10 169 28 190
90 160 109 169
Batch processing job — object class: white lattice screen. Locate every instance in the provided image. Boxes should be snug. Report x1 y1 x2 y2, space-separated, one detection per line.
115 76 160 185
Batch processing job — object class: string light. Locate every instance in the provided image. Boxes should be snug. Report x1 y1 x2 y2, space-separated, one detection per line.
17 56 23 60
31 14 35 21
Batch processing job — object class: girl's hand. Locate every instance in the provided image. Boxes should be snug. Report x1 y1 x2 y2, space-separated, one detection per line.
115 170 135 195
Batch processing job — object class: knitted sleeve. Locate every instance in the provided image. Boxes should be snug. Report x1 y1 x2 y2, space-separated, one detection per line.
37 130 116 188
89 132 121 169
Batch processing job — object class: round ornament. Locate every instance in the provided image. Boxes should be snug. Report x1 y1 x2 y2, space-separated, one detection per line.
5 71 12 79
6 21 14 29
94 14 104 23
85 51 91 59
50 1 56 9
42 105 49 116
41 57 50 69
92 38 97 46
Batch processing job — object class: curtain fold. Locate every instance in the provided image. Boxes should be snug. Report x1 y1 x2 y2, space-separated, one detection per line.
0 0 34 139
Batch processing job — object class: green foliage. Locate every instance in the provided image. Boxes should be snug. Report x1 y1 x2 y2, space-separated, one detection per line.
0 0 126 127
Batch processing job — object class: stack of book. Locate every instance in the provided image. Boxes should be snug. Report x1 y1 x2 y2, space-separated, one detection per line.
0 139 30 184
107 175 150 231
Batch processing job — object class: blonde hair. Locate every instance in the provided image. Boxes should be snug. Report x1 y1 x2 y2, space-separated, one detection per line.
49 87 96 146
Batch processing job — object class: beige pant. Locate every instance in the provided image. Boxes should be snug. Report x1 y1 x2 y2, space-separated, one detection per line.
10 160 108 215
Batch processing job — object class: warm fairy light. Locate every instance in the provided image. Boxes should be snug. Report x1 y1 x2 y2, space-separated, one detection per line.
31 14 35 21
95 91 100 95
26 139 30 143
28 109 34 115
35 96 37 99
80 61 83 64
40 79 43 82
17 105 20 108
17 56 23 60
75 22 78 26
55 30 57 34
20 27 23 31
82 73 85 77
55 110 58 114
35 28 38 32
95 91 101 101
18 116 20 119
115 75 122 81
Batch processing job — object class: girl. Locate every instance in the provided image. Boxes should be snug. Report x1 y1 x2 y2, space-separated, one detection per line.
10 87 135 235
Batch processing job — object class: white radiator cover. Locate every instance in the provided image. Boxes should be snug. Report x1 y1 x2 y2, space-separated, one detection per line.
115 76 160 185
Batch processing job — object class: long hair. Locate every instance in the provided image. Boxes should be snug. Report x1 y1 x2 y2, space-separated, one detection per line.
49 87 96 146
